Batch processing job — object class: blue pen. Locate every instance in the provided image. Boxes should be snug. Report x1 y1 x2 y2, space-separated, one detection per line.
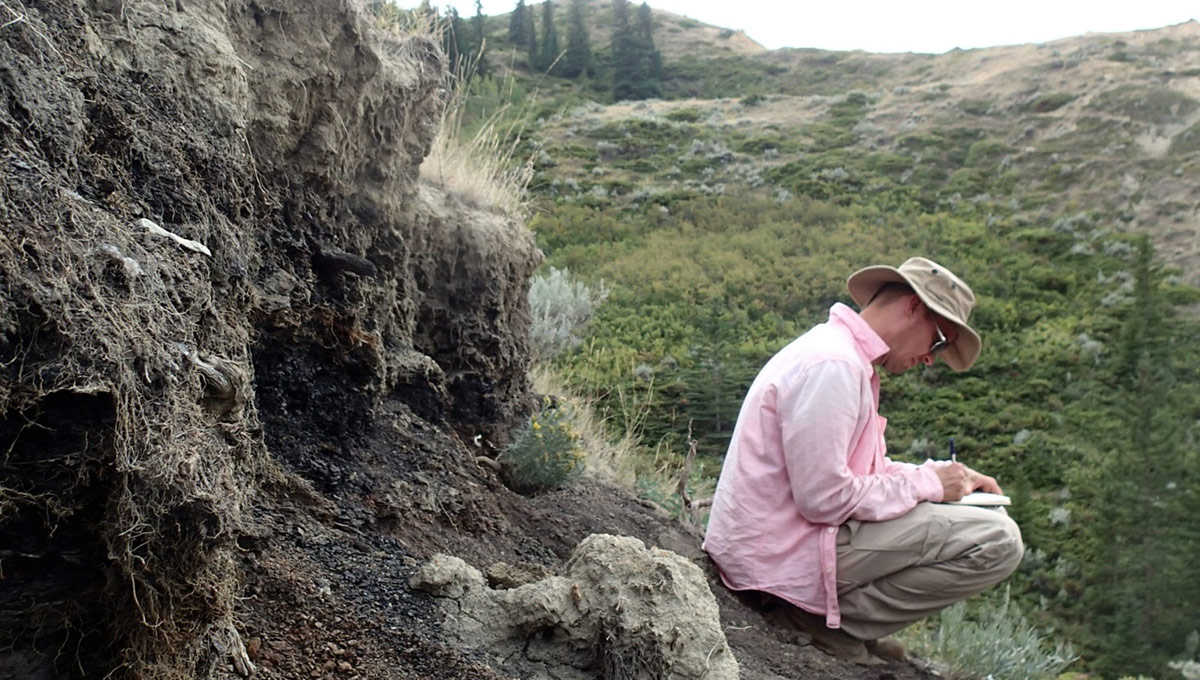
949 437 957 463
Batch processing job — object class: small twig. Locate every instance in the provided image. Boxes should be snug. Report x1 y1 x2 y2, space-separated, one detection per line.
1 1 26 30
676 422 698 510
676 421 712 536
0 1 63 61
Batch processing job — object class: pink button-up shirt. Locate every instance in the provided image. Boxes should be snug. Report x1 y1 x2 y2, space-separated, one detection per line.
703 303 945 628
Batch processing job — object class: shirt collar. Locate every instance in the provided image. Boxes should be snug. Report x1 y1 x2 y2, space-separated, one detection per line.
828 302 889 366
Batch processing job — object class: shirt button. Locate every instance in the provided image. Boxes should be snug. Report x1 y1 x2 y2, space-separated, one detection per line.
827 527 836 533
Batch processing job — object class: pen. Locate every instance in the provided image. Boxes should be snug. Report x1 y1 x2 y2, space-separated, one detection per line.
949 436 957 463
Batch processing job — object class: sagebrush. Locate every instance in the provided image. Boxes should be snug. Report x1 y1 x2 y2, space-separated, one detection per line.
905 593 1077 680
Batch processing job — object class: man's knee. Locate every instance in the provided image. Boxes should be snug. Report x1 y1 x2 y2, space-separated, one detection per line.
978 511 1023 581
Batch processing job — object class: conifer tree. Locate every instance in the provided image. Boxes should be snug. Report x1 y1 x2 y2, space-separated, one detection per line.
1080 237 1200 678
609 0 636 100
538 0 561 73
508 0 528 46
561 0 593 78
441 7 466 76
472 0 491 78
635 2 662 88
610 0 660 100
525 3 538 68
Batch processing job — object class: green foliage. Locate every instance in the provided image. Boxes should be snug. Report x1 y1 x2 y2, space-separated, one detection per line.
537 0 560 73
609 0 661 101
1169 121 1200 155
661 55 779 99
905 595 1077 680
1090 85 1200 126
1027 92 1076 113
959 98 994 115
964 139 1010 167
561 0 594 78
503 399 586 493
508 0 529 47
1070 238 1200 679
664 107 703 122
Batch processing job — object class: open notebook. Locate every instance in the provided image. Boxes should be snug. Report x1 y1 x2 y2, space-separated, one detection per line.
942 492 1011 506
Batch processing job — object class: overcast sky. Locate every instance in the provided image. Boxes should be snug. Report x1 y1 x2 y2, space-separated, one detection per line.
405 0 1198 53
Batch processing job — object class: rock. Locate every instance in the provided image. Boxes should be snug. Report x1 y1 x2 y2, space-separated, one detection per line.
411 534 739 680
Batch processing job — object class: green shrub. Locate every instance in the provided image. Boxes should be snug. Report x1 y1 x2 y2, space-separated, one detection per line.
907 595 1077 680
965 139 1010 167
1028 92 1075 113
1169 121 1200 156
665 107 704 123
960 98 994 115
503 399 586 493
1090 85 1199 126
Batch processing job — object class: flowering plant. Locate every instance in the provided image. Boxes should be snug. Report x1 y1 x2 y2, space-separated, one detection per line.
502 398 585 493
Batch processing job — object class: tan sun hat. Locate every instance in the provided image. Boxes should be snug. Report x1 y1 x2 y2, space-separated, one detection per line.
846 256 982 371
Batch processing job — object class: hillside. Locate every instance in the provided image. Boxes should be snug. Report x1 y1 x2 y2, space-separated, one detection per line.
523 19 1200 280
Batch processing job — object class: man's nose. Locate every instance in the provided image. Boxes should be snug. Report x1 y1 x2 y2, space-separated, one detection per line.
921 354 935 367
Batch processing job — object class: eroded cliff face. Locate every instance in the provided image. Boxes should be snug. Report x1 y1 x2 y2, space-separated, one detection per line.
0 1 538 677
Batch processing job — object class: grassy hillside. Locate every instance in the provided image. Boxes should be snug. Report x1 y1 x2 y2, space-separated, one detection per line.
450 6 1200 677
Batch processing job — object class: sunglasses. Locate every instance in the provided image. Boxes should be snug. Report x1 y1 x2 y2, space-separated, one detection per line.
930 320 951 355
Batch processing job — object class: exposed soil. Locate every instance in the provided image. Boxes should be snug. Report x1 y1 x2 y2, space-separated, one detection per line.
230 384 939 680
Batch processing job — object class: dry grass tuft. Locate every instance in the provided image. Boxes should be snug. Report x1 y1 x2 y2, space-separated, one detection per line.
369 5 534 217
421 58 533 217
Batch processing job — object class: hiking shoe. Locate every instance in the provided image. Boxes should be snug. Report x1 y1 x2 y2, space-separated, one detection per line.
866 637 906 662
772 606 885 666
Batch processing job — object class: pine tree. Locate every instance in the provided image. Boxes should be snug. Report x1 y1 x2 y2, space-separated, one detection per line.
609 0 636 100
525 3 538 68
634 2 661 89
610 0 660 100
441 7 466 75
1080 237 1200 678
472 0 491 78
561 0 593 79
538 0 560 74
508 0 528 46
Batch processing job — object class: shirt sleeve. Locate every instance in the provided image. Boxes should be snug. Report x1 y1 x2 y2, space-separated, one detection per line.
778 359 943 525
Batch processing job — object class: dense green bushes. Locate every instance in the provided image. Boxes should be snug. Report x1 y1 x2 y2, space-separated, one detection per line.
532 179 1200 677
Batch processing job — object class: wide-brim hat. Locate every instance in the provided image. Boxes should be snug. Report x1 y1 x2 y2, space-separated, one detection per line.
846 257 982 371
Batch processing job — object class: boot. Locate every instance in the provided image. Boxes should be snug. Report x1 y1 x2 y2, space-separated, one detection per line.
866 637 906 662
773 605 885 666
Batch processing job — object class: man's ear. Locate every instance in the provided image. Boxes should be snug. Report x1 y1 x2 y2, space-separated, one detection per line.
907 294 924 315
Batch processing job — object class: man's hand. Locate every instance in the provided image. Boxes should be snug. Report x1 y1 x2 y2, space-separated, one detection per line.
934 463 1003 502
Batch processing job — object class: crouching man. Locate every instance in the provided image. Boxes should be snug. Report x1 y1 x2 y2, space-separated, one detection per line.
703 257 1023 665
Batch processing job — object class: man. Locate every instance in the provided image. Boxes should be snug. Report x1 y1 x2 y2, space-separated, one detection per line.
703 257 1023 665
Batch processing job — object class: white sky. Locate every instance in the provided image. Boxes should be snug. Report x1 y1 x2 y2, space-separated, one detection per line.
407 0 1198 53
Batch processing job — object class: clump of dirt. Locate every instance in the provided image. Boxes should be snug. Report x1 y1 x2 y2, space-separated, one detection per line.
2 2 940 680
411 534 738 680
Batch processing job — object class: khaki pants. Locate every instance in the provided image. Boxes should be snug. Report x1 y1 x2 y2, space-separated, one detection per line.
834 502 1023 640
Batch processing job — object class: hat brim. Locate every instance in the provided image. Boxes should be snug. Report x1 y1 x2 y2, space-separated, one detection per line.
846 265 982 372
